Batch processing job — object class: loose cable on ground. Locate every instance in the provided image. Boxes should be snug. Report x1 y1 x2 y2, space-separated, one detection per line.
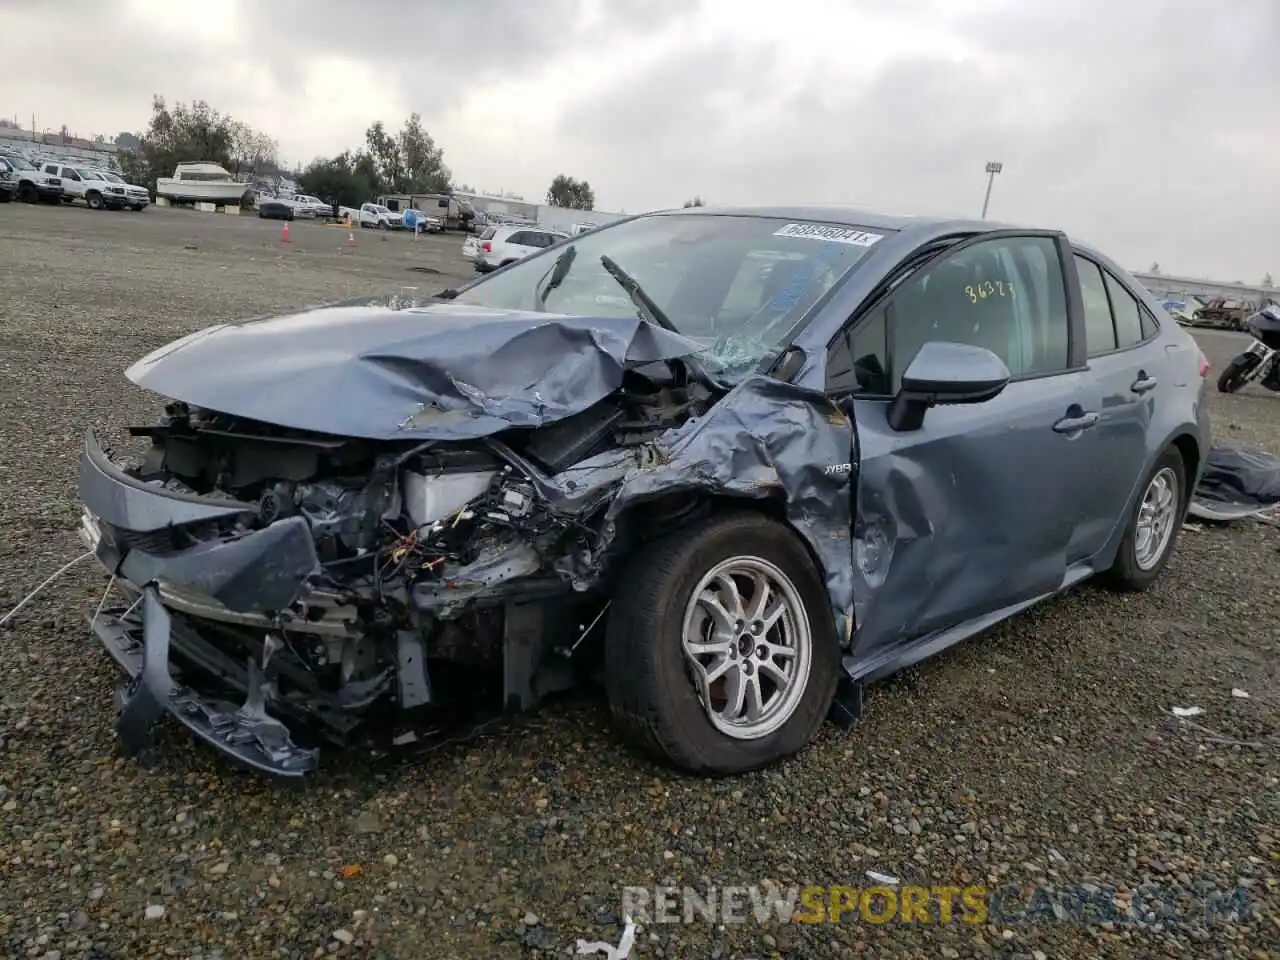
0 551 94 628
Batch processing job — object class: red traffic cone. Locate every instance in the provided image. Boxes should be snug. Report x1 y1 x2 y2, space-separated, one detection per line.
281 222 291 243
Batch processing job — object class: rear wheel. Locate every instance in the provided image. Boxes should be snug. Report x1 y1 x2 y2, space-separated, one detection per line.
1217 355 1259 393
605 511 840 775
18 183 37 203
86 191 104 210
1103 447 1186 592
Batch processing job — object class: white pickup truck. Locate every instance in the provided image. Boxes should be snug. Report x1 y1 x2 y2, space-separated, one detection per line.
291 194 332 217
0 153 62 203
40 163 148 210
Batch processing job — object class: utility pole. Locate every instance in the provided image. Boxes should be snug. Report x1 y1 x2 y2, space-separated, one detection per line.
981 160 1003 219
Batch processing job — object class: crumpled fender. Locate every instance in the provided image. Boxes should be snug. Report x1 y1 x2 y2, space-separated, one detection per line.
599 375 856 643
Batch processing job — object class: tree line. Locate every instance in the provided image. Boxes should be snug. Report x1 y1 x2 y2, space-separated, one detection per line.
115 94 708 212
117 97 281 193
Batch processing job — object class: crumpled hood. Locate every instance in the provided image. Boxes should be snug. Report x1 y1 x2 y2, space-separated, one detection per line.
125 296 709 440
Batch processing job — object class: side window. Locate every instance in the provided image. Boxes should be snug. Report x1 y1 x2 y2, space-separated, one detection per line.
1075 256 1116 356
1103 271 1144 347
507 231 532 246
1139 306 1160 339
826 305 889 395
885 235 1069 390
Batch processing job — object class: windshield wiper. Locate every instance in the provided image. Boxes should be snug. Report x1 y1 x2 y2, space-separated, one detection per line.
598 254 720 389
533 245 577 310
598 255 678 334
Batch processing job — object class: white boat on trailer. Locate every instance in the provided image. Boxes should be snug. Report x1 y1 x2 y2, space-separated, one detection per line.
156 162 250 205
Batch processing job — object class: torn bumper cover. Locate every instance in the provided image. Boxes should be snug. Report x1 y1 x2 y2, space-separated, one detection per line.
80 430 326 775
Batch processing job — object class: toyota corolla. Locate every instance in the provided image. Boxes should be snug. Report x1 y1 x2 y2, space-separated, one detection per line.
78 206 1211 777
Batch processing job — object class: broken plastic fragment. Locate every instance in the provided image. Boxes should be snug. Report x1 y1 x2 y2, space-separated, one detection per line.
575 918 636 958
865 870 900 886
1231 688 1250 699
339 864 363 878
1170 706 1204 718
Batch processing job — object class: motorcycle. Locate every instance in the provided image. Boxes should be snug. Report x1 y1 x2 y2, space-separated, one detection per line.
1217 303 1280 394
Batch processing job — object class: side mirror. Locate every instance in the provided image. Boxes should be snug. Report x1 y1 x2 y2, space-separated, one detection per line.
887 341 1010 432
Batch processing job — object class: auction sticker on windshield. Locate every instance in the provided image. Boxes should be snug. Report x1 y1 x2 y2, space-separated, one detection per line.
773 223 883 246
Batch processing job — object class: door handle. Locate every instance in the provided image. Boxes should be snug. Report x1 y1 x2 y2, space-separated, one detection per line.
1131 374 1158 394
1053 411 1099 434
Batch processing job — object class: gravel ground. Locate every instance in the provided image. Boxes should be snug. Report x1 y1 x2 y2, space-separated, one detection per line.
0 202 1277 960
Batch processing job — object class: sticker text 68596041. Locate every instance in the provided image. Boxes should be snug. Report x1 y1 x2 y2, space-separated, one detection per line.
773 223 884 247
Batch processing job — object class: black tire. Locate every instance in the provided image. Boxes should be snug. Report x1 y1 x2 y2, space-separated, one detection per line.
86 191 104 210
132 204 145 211
380 221 391 231
0 190 12 203
605 511 841 775
1217 355 1258 393
17 183 37 203
1103 447 1187 592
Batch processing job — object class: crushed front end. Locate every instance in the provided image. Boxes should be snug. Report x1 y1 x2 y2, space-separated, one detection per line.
79 377 710 775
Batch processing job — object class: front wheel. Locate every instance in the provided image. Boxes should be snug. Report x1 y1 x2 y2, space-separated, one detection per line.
17 183 37 203
605 511 840 775
86 191 104 210
1103 448 1186 592
1217 354 1260 393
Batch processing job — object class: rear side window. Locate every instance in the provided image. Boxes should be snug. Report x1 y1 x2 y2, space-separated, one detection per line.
480 227 497 241
1139 307 1160 339
1075 256 1116 356
1103 272 1143 348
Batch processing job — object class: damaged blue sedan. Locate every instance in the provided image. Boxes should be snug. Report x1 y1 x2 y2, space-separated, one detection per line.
79 206 1212 777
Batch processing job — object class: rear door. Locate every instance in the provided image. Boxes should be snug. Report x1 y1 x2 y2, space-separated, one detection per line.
1069 253 1166 562
827 232 1094 661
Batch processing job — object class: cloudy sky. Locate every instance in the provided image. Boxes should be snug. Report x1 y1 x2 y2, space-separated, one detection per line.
3 0 1277 280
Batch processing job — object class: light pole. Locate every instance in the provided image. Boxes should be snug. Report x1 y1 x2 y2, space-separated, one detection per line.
980 160 1003 219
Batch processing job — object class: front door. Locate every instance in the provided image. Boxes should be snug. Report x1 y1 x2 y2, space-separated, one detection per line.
825 232 1092 663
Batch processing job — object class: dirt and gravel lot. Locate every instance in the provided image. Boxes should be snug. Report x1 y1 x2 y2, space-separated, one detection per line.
0 202 1276 960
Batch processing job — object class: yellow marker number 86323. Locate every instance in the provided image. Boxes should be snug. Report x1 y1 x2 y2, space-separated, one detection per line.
964 280 1015 303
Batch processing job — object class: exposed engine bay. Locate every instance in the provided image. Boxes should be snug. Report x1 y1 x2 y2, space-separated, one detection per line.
84 360 715 774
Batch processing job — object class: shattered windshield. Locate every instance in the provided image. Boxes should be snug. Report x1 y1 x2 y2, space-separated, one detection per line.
453 212 889 381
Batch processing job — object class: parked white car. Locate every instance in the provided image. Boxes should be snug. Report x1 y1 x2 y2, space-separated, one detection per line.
0 158 17 202
0 153 62 203
292 194 331 217
358 203 403 230
40 163 146 210
471 225 569 273
96 171 151 209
